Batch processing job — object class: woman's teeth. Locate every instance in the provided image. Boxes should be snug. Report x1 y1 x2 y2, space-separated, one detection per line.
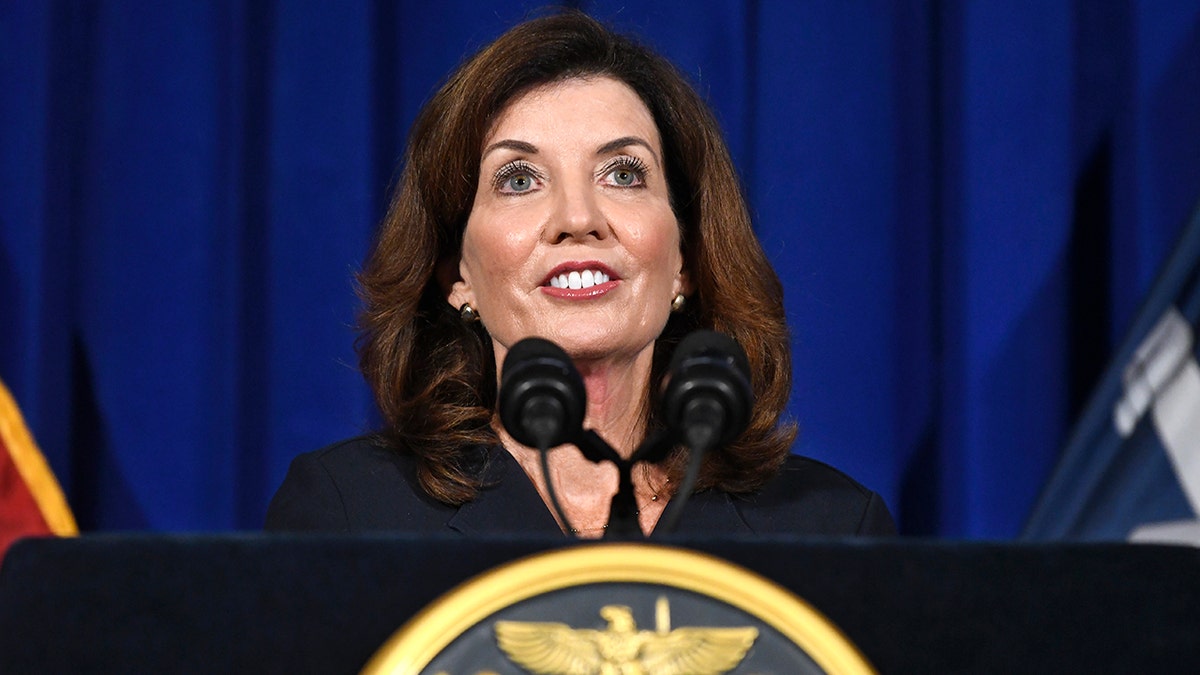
549 270 610 289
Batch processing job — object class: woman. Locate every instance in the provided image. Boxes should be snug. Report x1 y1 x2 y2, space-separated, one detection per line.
266 11 894 537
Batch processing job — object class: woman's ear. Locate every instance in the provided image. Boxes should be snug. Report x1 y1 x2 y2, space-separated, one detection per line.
674 268 693 297
436 256 473 310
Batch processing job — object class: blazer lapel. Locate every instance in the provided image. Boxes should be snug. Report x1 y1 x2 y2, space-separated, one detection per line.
446 447 564 536
669 490 756 535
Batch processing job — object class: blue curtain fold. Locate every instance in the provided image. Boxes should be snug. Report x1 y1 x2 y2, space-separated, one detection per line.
2 1 1198 537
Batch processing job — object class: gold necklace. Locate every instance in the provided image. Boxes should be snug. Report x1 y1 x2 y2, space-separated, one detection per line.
642 462 669 502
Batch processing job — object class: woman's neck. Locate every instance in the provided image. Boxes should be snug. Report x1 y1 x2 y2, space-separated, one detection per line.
572 350 654 459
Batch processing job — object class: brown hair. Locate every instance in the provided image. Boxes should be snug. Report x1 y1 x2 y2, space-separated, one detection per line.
357 10 795 504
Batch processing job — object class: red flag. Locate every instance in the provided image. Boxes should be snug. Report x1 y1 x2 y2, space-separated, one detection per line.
0 379 77 561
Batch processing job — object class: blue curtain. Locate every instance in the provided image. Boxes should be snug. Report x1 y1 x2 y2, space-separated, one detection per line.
3 1 1199 537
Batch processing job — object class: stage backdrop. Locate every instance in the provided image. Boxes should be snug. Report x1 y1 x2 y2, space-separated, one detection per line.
2 1 1198 537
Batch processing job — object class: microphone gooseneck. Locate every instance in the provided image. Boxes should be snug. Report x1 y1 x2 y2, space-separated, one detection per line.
655 330 754 536
499 337 589 538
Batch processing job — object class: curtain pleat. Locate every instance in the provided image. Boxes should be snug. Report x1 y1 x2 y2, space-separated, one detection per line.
1 1 1198 537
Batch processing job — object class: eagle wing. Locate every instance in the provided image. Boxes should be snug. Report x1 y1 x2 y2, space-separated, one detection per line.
493 620 603 675
639 626 759 675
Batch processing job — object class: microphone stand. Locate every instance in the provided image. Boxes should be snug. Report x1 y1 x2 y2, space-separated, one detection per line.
572 428 687 540
505 331 749 540
571 430 638 538
500 334 730 539
606 462 641 539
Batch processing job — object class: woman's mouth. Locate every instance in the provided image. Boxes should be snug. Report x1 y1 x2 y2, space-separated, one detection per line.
541 263 620 298
548 269 610 289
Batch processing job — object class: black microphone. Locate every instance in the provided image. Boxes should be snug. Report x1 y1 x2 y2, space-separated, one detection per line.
652 330 754 536
661 330 753 452
499 337 586 451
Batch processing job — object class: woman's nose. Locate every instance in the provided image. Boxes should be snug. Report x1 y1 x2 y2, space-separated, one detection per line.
546 180 610 244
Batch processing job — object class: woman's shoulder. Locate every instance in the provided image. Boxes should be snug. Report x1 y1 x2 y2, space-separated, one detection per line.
773 454 877 495
264 434 455 532
300 433 416 470
731 453 896 536
287 434 426 489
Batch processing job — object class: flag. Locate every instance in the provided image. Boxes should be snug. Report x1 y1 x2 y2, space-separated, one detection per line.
1024 203 1200 542
0 378 77 560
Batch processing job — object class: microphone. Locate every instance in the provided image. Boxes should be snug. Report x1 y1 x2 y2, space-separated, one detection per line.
652 330 754 536
661 330 753 453
499 337 586 451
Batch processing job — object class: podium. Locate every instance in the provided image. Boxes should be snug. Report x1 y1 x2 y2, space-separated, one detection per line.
1 535 1198 673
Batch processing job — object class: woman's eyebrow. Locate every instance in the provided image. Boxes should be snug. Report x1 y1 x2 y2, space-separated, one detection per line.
596 136 660 166
482 139 538 160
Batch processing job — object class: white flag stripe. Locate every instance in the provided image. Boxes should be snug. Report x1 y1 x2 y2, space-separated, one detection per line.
1115 308 1194 437
1151 356 1200 515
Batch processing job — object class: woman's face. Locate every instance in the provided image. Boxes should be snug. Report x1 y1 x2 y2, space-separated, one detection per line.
449 76 688 366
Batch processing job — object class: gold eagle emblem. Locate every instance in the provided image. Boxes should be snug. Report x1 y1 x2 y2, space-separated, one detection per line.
493 597 758 675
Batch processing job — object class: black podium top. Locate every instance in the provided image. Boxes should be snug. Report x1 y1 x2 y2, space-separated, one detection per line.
1 535 1198 673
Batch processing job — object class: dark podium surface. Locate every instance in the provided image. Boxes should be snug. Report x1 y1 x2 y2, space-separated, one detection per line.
1 535 1198 673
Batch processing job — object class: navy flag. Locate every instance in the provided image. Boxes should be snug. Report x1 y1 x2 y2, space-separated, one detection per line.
1024 202 1200 542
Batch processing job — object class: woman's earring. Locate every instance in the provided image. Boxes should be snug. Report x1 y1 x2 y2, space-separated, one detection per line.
671 293 686 313
459 302 480 323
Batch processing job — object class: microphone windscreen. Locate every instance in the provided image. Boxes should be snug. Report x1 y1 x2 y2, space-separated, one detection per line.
499 337 586 449
661 330 753 448
501 337 570 384
668 330 750 378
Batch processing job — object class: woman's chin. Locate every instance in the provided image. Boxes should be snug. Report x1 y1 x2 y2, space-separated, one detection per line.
551 333 655 366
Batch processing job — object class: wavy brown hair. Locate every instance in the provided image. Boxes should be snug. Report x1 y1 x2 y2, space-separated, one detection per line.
357 11 796 505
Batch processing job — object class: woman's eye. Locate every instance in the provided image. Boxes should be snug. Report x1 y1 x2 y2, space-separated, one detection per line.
601 157 648 187
505 172 534 192
494 162 540 194
610 169 638 186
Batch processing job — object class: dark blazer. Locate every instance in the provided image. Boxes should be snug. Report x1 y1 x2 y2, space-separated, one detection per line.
265 435 896 536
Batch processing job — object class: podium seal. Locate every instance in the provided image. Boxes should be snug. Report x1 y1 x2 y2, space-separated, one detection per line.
363 543 874 674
